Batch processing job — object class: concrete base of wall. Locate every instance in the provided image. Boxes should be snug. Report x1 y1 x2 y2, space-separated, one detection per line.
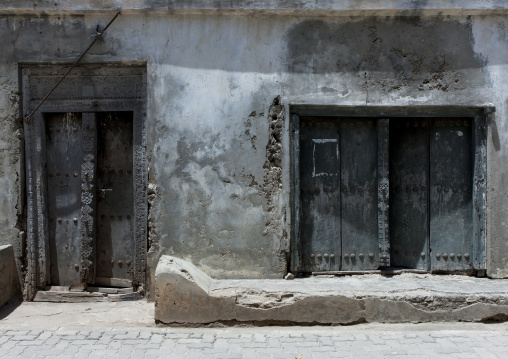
0 245 21 308
155 256 508 325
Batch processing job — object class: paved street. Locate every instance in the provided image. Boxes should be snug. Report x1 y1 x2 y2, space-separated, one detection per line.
1 301 508 358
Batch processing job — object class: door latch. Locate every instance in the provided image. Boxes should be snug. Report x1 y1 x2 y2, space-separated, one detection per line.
98 188 112 199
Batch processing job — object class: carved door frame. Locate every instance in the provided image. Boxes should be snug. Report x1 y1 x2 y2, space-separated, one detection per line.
21 64 147 299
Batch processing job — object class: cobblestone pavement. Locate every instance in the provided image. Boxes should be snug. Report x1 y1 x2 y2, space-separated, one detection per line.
1 302 508 358
2 323 508 358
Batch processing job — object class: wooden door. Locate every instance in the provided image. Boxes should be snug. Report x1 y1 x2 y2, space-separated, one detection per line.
299 118 341 272
340 118 380 270
430 118 473 271
389 119 429 270
95 112 135 285
46 113 87 286
45 112 135 287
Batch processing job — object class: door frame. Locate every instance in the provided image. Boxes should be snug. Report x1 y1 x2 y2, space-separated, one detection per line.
21 64 147 299
290 105 490 274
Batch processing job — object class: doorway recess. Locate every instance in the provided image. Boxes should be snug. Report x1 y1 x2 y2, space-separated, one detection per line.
22 64 147 300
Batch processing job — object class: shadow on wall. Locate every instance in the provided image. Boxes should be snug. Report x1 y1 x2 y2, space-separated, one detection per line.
286 17 490 91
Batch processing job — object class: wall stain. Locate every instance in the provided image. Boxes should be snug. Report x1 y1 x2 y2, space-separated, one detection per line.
287 17 489 94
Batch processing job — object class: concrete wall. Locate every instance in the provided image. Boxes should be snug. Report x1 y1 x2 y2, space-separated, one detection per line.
0 245 21 307
1 8 508 297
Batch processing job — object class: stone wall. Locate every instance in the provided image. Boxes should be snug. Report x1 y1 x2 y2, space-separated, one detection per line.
0 8 508 298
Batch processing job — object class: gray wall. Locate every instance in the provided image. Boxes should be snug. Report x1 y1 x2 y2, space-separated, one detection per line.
1 11 508 297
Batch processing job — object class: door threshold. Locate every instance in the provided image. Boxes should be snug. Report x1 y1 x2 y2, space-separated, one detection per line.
33 285 141 303
311 269 430 276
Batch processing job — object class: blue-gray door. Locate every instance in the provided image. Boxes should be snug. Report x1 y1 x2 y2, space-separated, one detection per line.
299 118 341 271
296 115 479 273
389 117 473 271
297 117 389 272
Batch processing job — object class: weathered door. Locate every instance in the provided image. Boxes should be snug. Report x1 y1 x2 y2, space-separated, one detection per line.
296 115 479 273
95 112 135 283
299 118 341 272
390 118 429 270
297 117 389 272
430 118 473 271
389 117 473 271
46 113 86 286
340 118 379 270
45 112 135 287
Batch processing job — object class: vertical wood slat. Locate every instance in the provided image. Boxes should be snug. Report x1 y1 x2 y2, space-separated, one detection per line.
290 114 301 272
473 114 487 270
429 118 473 271
377 119 390 266
340 118 378 270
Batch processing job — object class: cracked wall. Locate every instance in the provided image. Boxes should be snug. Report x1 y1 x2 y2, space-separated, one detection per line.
1 12 508 300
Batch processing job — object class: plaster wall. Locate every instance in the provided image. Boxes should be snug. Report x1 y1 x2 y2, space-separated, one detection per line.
1 12 508 297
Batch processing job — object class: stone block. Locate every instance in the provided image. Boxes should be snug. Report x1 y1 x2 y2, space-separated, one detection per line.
155 255 508 325
0 245 20 308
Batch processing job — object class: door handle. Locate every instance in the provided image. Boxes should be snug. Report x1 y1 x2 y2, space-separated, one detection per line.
98 188 112 199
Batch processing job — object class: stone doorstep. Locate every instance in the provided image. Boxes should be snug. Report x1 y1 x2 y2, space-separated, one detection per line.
154 256 508 325
34 287 140 303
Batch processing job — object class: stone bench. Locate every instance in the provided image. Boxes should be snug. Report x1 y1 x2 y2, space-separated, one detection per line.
0 245 21 308
155 255 508 325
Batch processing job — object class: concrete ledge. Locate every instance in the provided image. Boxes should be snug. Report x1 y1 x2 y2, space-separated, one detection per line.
155 256 508 325
1 0 508 16
0 245 21 308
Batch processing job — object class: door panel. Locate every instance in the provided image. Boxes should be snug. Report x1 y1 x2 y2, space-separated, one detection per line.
299 118 341 272
46 113 83 286
340 118 379 270
389 119 429 270
430 118 473 271
95 112 135 280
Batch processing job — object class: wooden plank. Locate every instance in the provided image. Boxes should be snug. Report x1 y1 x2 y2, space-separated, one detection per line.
290 114 301 272
340 118 379 270
377 119 390 267
94 277 132 288
95 112 135 282
45 113 83 287
299 117 341 272
291 105 486 119
389 118 429 270
430 118 473 271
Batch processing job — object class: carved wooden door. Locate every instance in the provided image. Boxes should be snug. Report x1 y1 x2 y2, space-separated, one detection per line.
45 112 135 287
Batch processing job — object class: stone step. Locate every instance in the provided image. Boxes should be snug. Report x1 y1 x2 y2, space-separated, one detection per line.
155 255 508 325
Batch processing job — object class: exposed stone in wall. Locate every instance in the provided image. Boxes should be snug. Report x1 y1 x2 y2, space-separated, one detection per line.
0 71 25 297
258 96 287 276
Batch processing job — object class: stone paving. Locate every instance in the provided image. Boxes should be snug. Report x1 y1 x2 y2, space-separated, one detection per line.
2 324 508 358
1 301 508 358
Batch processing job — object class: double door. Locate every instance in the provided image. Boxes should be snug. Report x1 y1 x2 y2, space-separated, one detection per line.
296 116 482 273
45 112 134 287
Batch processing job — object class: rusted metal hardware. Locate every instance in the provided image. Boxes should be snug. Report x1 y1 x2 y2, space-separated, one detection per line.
24 11 121 123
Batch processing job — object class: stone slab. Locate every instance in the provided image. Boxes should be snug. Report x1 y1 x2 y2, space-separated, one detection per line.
0 245 20 308
155 255 508 325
